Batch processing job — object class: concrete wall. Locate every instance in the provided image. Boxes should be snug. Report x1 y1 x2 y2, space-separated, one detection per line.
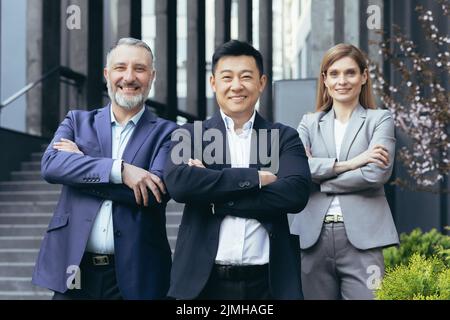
0 0 27 132
0 128 48 181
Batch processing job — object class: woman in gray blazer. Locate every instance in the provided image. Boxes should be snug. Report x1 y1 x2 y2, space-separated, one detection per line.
290 43 399 299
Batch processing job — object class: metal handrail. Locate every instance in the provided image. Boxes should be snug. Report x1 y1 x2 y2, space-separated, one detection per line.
0 66 86 111
145 98 200 122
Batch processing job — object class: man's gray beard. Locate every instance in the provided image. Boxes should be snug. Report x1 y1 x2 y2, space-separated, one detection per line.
107 83 148 110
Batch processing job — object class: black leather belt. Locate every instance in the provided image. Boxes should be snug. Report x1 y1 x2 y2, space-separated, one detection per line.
213 264 268 281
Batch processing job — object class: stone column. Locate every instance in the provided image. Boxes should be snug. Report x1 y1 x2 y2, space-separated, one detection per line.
41 0 61 137
187 0 206 119
310 0 335 77
87 0 103 110
215 0 231 48
60 0 89 115
155 0 177 120
26 0 44 135
258 0 273 121
238 0 252 43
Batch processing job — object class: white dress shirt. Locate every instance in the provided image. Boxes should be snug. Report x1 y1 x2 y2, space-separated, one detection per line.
325 119 349 217
214 110 270 265
85 105 145 254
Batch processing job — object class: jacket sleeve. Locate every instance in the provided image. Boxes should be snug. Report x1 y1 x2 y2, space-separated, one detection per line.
43 112 174 207
320 111 396 194
297 114 338 183
78 132 175 207
213 127 311 220
41 111 115 186
78 184 171 207
164 126 261 204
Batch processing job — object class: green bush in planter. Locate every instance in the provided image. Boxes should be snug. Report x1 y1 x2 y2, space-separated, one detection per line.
383 228 450 269
376 253 450 300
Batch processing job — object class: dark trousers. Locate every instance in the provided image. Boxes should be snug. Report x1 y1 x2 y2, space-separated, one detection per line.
53 252 122 300
196 264 272 300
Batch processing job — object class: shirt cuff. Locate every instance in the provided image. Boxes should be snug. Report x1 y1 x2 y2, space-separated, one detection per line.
110 159 123 184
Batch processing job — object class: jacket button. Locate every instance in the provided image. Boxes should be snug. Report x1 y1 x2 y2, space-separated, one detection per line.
114 230 121 237
244 181 250 187
227 201 234 207
238 181 246 188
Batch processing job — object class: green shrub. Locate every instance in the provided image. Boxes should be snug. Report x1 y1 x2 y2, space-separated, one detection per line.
376 254 448 300
383 228 450 269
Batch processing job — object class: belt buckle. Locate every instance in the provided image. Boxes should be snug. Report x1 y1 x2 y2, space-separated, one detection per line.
324 214 343 223
92 255 109 266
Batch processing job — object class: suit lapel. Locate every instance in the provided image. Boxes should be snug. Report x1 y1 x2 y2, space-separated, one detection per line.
338 104 366 161
94 105 112 158
204 113 231 169
121 107 158 164
319 109 337 158
250 112 271 169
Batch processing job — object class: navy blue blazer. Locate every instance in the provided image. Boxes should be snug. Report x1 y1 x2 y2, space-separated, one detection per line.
164 112 311 299
32 105 177 299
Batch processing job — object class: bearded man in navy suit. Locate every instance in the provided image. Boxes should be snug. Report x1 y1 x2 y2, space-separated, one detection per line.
32 38 177 300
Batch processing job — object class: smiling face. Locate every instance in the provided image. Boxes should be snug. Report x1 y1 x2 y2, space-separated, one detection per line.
323 56 367 107
104 45 155 110
210 55 267 122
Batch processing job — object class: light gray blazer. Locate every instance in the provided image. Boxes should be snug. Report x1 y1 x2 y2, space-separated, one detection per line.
290 104 399 250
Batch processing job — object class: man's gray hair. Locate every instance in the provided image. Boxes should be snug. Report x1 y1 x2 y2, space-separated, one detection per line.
106 37 154 68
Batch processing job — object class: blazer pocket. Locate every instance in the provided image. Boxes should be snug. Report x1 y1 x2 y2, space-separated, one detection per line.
47 214 69 232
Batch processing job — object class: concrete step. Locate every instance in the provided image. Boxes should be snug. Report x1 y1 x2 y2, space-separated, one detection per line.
30 152 44 162
0 263 35 277
0 214 52 225
0 290 52 300
0 181 60 192
166 212 182 224
10 171 43 181
0 191 60 202
166 201 185 212
0 201 57 213
0 249 39 262
0 224 47 237
20 162 41 171
169 236 177 251
0 278 46 292
166 224 180 237
0 236 43 249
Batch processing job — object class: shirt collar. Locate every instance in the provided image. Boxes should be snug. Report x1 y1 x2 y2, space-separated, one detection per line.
110 105 146 126
220 109 256 134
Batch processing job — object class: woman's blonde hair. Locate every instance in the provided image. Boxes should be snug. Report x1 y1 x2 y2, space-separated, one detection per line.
315 43 376 112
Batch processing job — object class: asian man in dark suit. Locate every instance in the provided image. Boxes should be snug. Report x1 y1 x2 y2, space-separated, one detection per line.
164 40 311 300
32 38 177 299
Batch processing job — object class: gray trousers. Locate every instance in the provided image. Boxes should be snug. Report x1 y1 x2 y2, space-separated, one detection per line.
301 223 384 300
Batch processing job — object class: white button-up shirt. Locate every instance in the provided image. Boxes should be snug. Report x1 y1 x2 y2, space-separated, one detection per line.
325 119 349 217
85 105 145 254
214 110 270 265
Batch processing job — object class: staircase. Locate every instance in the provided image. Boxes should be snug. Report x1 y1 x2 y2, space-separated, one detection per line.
0 149 183 300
